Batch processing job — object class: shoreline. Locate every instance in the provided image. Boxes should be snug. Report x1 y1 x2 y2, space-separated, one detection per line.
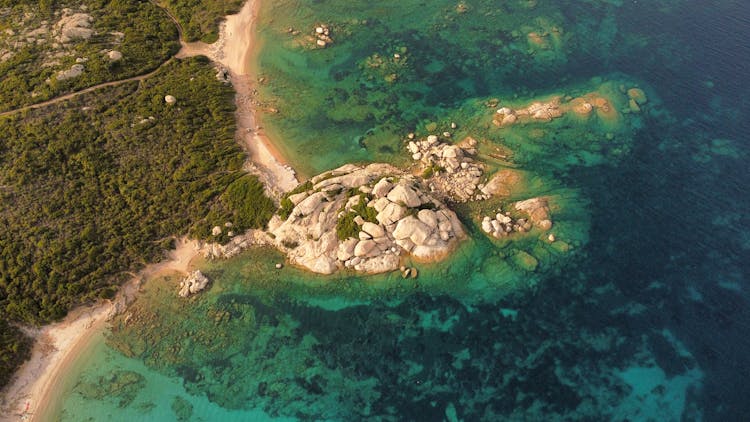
177 0 299 194
0 3 293 419
0 238 201 422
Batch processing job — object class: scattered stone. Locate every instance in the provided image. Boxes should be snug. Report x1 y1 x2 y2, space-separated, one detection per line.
107 50 122 61
178 270 210 297
55 12 94 43
211 226 222 236
275 263 283 269
56 64 84 80
164 95 177 104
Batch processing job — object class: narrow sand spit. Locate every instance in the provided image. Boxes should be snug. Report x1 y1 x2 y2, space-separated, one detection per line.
0 238 200 422
178 0 298 194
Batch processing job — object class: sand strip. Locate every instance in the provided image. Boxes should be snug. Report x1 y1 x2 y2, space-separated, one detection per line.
177 0 299 194
1 1 297 418
0 238 200 422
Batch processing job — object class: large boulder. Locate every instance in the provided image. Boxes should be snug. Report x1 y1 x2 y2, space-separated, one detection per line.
387 184 422 207
178 270 210 297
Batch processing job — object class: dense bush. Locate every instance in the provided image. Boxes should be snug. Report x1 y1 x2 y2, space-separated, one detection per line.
0 320 32 389
0 58 272 387
0 0 179 112
153 0 245 42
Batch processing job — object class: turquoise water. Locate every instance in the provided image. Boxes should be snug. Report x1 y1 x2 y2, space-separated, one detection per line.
52 1 750 420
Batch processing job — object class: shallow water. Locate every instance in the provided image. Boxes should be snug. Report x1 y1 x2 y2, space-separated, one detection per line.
52 1 750 420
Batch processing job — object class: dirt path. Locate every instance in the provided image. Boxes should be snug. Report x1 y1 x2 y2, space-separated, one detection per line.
0 59 174 118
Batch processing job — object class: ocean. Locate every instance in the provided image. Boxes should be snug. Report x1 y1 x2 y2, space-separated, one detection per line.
49 1 749 420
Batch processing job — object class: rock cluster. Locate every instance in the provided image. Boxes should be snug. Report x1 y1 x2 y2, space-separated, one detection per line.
493 98 563 127
407 135 485 202
55 11 94 43
200 230 273 260
513 197 553 230
481 211 533 238
269 164 464 274
56 63 84 80
178 270 210 297
480 197 552 239
313 24 333 48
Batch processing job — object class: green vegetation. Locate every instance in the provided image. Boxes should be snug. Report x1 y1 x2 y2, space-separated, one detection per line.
0 320 32 388
192 173 275 241
0 57 271 387
335 195 377 241
277 180 313 220
336 212 360 241
153 0 244 42
351 194 377 223
0 0 180 112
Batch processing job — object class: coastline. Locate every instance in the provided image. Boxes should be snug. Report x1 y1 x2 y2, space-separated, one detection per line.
177 0 299 194
0 2 294 418
0 238 200 422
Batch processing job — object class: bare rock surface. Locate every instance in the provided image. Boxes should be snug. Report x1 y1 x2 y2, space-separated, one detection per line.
271 164 464 274
178 270 209 297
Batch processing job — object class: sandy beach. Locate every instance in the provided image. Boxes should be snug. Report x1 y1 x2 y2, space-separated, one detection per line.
0 238 200 422
1 2 297 419
177 0 299 194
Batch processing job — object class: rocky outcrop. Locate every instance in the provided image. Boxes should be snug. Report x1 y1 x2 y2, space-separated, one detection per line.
55 11 94 43
178 270 210 297
269 164 464 274
408 135 485 202
493 97 563 127
514 197 552 230
200 230 273 260
480 197 553 239
56 64 84 80
480 169 524 198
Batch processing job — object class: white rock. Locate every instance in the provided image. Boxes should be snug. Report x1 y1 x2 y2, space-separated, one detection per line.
178 270 210 297
407 141 419 154
337 238 358 261
417 209 438 229
107 50 122 61
164 95 177 104
409 222 432 246
387 184 422 207
392 216 420 240
309 257 336 274
412 152 422 160
354 239 377 257
376 202 407 226
296 191 327 215
212 226 222 236
358 231 372 240
362 221 385 238
427 135 438 144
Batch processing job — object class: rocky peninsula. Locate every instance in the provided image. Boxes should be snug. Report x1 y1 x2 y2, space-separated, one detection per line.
268 163 465 274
